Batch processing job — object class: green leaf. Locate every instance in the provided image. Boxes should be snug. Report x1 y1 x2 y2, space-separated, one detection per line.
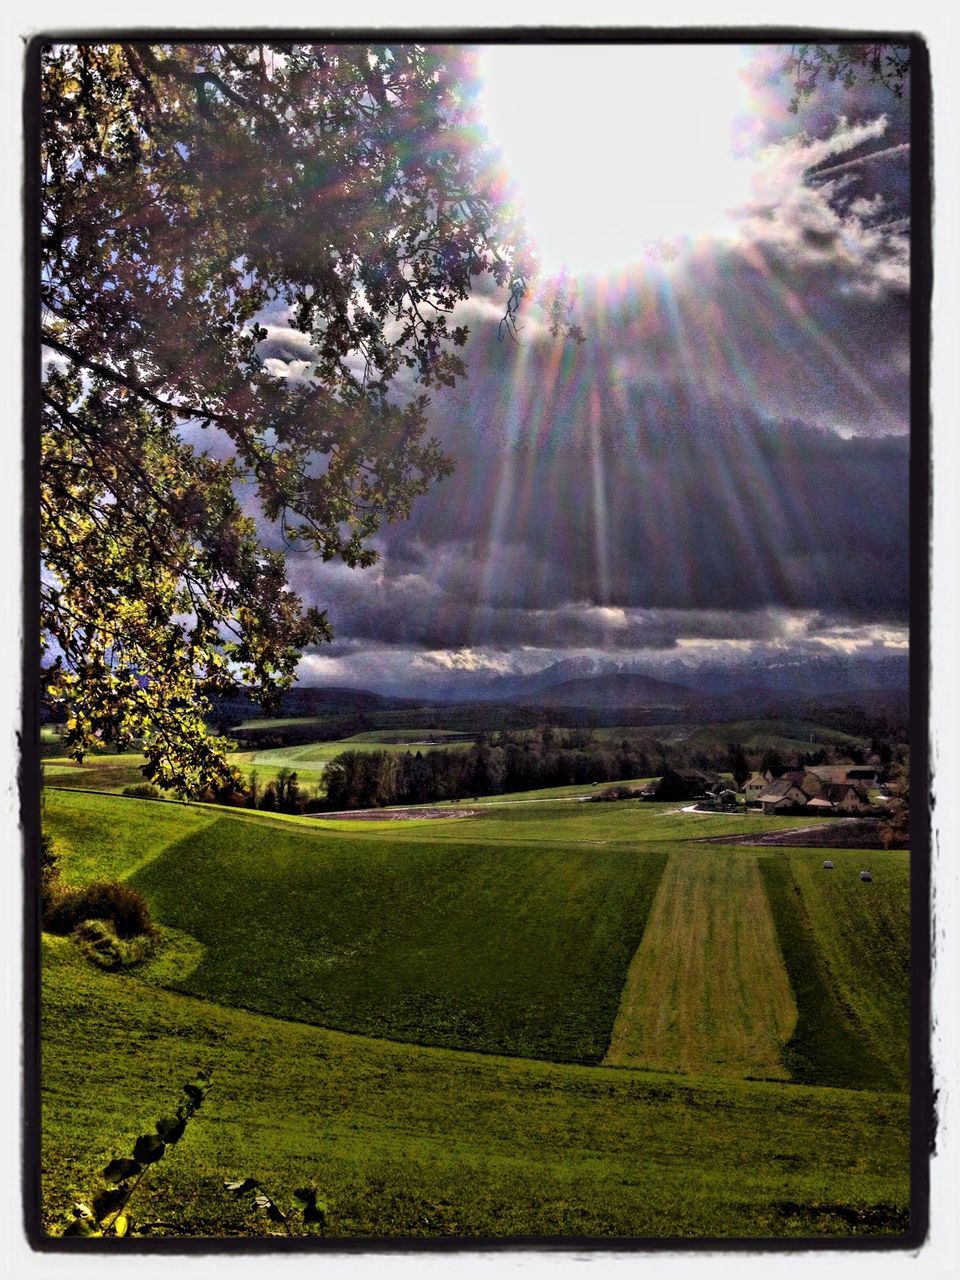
103 1157 141 1184
92 1185 126 1220
63 1218 102 1237
133 1132 166 1164
113 1213 129 1237
302 1198 328 1227
292 1186 327 1227
155 1115 186 1144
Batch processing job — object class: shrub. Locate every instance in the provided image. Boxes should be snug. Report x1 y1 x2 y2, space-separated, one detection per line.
74 919 157 970
588 785 644 803
44 880 155 940
122 782 162 800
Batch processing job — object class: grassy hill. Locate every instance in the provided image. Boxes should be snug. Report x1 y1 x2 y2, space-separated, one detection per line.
679 718 865 753
38 729 476 796
41 936 909 1239
232 732 473 786
39 786 911 1238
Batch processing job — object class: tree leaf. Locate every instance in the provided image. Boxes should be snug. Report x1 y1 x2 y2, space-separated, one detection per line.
156 1115 186 1144
63 1218 101 1237
103 1157 141 1184
133 1132 166 1164
292 1186 327 1226
113 1213 129 1237
92 1185 126 1221
302 1197 328 1227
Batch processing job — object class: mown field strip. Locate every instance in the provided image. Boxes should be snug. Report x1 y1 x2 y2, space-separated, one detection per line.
605 847 796 1079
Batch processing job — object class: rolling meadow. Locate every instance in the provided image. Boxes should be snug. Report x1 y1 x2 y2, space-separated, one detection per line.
39 760 911 1240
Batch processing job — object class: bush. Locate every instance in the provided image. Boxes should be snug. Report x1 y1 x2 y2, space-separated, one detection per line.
73 919 157 970
44 880 155 940
122 783 162 800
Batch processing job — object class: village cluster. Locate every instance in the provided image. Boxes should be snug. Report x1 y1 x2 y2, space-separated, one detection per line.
646 763 882 815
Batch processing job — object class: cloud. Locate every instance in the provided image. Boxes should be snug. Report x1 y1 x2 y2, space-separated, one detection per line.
222 60 912 694
272 307 909 673
734 115 910 298
287 394 908 653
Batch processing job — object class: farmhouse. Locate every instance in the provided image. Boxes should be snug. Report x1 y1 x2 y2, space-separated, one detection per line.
808 763 879 787
743 772 767 804
763 766 826 796
765 766 807 786
817 782 872 814
806 796 836 812
757 778 810 814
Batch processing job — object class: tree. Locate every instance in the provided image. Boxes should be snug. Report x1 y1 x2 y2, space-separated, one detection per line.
881 750 910 849
39 42 552 793
726 743 750 789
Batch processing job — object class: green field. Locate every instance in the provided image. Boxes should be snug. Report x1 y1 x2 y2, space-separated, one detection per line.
606 847 796 1079
39 783 911 1239
593 719 865 754
679 719 864 752
41 935 909 1239
37 728 475 796
231 732 473 788
41 752 153 793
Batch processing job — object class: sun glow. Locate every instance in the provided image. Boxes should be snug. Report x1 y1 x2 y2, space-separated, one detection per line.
477 44 756 279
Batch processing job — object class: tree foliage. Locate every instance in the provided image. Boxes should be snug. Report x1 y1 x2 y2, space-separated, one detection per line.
779 42 910 113
321 730 657 810
40 42 533 792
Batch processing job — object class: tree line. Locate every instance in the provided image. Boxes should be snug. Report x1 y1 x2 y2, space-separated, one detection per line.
179 726 906 813
321 731 659 810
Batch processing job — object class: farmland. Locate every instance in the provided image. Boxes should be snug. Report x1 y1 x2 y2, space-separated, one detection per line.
39 775 911 1240
38 728 476 796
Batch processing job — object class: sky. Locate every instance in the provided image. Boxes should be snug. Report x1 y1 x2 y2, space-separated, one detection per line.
262 42 913 697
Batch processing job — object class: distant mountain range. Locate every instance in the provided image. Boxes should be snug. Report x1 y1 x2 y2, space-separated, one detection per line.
529 671 714 709
260 650 909 715
213 650 909 739
363 650 909 706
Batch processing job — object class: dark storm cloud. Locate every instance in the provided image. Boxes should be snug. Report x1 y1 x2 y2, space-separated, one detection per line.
252 89 911 675
374 410 906 628
279 389 907 661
